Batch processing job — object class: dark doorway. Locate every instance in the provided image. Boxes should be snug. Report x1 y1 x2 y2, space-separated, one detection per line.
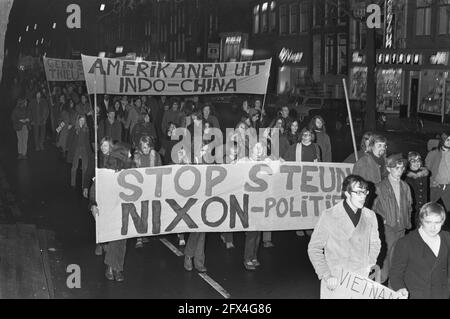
410 78 419 118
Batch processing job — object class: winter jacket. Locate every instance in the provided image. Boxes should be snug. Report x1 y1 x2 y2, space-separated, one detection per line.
308 200 381 299
204 115 220 130
125 105 141 132
373 178 412 231
405 168 429 215
315 130 332 162
131 121 157 148
134 150 162 168
282 143 321 162
390 230 450 299
161 110 184 134
30 97 49 125
425 149 446 187
11 103 32 131
66 127 92 164
98 119 123 143
75 102 92 117
353 153 385 185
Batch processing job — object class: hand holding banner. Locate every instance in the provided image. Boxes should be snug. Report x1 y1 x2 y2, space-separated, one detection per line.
327 268 406 299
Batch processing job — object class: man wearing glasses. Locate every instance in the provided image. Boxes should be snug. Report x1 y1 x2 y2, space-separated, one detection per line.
373 154 412 285
308 175 381 298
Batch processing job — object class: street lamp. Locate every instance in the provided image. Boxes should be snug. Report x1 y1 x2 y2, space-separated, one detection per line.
52 22 56 29
100 3 105 11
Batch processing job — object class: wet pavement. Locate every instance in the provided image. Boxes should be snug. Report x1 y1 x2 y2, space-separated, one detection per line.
0 95 443 299
0 102 321 299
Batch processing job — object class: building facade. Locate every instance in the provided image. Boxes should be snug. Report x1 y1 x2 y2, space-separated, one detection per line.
96 0 252 63
249 0 351 97
350 0 450 119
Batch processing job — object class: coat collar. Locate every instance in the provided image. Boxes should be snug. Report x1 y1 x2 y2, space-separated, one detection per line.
406 167 429 179
334 201 369 237
410 230 446 268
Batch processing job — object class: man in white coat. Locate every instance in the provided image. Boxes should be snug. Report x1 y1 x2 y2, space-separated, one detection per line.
308 174 381 299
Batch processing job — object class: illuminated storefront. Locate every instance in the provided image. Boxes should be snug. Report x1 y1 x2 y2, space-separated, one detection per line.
418 70 449 116
376 68 403 113
277 47 307 95
350 49 450 119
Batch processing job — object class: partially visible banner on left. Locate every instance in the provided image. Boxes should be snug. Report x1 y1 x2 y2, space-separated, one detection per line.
43 57 85 82
0 0 14 83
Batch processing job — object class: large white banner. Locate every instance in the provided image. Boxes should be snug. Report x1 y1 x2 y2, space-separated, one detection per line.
95 162 353 243
43 57 85 82
0 0 14 83
81 54 272 96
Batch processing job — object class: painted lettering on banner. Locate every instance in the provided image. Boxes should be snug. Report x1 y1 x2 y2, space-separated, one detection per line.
96 162 353 243
329 269 402 299
43 57 85 82
81 55 271 95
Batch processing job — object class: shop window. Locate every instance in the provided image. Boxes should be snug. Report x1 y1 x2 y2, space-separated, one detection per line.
338 34 348 75
350 67 367 100
376 69 403 112
416 0 431 36
299 2 309 33
253 5 260 34
279 4 288 35
438 0 450 34
270 2 277 32
262 2 269 32
419 70 447 115
289 4 298 34
325 34 336 74
277 66 290 94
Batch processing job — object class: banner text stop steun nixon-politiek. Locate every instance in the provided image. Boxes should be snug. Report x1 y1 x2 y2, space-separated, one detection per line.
95 162 353 243
81 55 272 96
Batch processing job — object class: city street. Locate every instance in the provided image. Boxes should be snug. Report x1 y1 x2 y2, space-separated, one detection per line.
2 0 450 300
0 94 445 298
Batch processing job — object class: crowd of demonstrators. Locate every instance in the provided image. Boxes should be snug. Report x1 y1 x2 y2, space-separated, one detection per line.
9 71 450 295
309 130 450 298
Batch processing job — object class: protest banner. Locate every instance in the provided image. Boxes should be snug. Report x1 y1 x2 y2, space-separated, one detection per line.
95 161 353 243
81 54 271 96
43 57 85 82
328 268 402 299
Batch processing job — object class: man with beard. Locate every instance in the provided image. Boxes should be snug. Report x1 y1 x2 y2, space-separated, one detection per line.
308 175 382 298
352 134 388 206
373 154 412 284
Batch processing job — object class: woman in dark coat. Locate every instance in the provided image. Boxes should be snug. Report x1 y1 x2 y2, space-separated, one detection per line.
11 98 31 159
390 202 450 299
67 114 92 188
404 151 429 229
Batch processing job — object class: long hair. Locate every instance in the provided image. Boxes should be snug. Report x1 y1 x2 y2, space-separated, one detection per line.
308 115 327 133
75 114 89 135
